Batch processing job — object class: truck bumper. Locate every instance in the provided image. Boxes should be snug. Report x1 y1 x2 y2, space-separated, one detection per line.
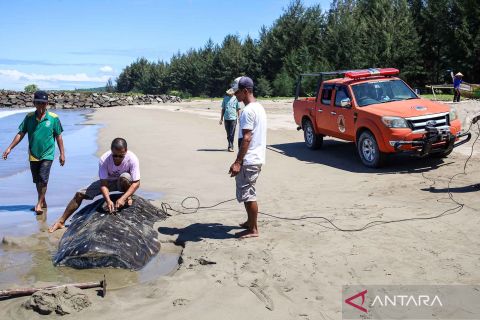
390 127 471 157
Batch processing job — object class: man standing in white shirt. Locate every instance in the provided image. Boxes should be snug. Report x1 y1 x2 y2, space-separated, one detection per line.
228 76 267 239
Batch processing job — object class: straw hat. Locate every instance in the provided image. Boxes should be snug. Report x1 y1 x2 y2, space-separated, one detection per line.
455 72 463 77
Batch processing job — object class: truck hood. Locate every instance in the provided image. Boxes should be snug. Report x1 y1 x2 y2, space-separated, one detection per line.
360 98 450 118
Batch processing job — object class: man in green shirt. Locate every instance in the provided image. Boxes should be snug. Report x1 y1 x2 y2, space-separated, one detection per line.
2 90 65 214
219 88 241 152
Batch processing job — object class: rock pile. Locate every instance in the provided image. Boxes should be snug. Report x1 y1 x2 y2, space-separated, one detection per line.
0 90 181 109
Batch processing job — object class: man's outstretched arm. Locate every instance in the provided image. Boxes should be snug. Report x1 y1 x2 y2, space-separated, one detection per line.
3 132 25 159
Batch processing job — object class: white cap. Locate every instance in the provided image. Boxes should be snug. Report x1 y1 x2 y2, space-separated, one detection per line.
230 77 242 93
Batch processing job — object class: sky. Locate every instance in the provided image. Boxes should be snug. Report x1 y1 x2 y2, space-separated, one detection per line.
0 0 330 91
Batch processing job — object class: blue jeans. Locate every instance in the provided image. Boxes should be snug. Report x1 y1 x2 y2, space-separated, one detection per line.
224 120 236 149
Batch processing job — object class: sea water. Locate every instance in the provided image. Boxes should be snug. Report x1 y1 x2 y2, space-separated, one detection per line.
0 108 178 290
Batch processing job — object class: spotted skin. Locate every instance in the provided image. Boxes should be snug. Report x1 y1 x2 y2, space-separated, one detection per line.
53 195 167 270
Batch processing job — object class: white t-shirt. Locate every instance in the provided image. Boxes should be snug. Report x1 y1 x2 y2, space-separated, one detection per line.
239 102 267 165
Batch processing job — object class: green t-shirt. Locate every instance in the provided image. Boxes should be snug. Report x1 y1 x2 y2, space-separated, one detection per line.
221 96 240 120
18 111 63 161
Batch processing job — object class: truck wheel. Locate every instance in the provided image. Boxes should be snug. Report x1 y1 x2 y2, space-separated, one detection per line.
303 120 323 150
357 131 385 168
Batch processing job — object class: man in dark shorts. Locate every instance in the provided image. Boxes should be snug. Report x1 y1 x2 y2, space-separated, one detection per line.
2 90 65 214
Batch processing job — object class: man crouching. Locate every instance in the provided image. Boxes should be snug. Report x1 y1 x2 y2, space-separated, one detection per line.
49 137 140 233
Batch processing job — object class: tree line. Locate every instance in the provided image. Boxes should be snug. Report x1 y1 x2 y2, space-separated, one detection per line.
114 0 480 97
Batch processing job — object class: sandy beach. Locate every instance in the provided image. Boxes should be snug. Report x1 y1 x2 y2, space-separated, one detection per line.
1 98 480 319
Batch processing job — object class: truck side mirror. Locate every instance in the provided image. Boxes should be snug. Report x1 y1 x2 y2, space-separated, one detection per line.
340 98 351 108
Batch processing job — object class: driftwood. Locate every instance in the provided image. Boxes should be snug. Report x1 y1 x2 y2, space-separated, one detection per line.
0 275 106 300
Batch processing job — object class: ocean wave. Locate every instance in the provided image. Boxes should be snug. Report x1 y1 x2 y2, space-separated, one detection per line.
0 108 35 119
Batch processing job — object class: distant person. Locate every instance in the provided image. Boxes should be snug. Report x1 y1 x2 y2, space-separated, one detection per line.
451 71 463 102
228 76 267 239
219 88 241 152
2 91 65 214
49 138 140 233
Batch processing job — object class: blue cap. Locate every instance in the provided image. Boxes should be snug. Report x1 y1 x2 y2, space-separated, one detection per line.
231 76 254 92
33 90 48 103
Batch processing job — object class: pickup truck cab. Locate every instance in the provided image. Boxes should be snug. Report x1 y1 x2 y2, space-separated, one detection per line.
293 68 471 167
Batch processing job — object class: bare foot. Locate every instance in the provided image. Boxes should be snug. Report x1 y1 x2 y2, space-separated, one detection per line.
34 204 43 215
236 229 259 239
48 221 65 233
30 201 47 211
239 221 249 229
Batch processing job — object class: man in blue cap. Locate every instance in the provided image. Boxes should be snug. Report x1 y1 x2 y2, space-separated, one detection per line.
228 76 267 239
3 90 65 214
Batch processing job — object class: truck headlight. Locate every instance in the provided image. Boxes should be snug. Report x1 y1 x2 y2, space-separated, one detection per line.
381 116 408 128
449 108 458 121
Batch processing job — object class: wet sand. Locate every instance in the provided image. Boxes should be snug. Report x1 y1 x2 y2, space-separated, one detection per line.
1 99 480 319
0 110 181 311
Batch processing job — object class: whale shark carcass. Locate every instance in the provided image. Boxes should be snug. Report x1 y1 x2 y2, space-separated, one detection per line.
53 195 168 270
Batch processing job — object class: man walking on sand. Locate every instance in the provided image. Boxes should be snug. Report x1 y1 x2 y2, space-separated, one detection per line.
49 137 140 233
2 90 65 214
228 76 267 239
219 88 241 152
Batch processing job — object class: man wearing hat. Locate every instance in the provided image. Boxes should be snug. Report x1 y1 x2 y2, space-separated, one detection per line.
2 90 65 214
228 76 267 239
451 71 463 102
219 87 240 152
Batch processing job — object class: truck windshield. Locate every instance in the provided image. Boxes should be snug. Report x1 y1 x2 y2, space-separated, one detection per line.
351 79 418 107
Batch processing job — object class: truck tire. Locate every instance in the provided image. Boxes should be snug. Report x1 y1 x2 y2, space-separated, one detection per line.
357 131 385 168
303 120 323 150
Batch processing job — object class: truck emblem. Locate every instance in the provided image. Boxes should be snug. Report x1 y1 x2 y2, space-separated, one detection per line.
426 120 437 126
337 115 346 133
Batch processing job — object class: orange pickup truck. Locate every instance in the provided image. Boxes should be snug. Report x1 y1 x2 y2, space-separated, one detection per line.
293 68 471 167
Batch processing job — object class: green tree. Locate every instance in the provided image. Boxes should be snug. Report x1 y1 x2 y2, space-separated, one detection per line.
256 77 273 97
209 34 245 97
273 69 295 96
24 84 39 93
105 78 115 93
325 0 366 70
242 35 262 81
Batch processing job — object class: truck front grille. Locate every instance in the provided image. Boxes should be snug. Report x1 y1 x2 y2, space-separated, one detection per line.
406 113 449 133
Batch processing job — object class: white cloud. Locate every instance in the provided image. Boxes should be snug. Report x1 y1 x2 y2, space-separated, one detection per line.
100 65 114 73
0 69 110 83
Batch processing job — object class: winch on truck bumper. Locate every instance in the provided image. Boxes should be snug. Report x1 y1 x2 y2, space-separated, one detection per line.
392 126 471 157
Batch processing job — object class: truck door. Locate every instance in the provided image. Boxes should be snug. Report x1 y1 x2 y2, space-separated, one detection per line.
315 83 335 136
331 85 355 141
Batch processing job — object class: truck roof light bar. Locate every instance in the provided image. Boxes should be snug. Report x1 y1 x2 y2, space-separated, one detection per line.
344 68 399 79
299 68 399 79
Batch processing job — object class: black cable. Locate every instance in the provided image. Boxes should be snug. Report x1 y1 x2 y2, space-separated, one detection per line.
161 122 479 232
160 197 236 215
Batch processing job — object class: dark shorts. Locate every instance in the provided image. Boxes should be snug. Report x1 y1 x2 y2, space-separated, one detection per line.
78 173 133 200
30 160 53 184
